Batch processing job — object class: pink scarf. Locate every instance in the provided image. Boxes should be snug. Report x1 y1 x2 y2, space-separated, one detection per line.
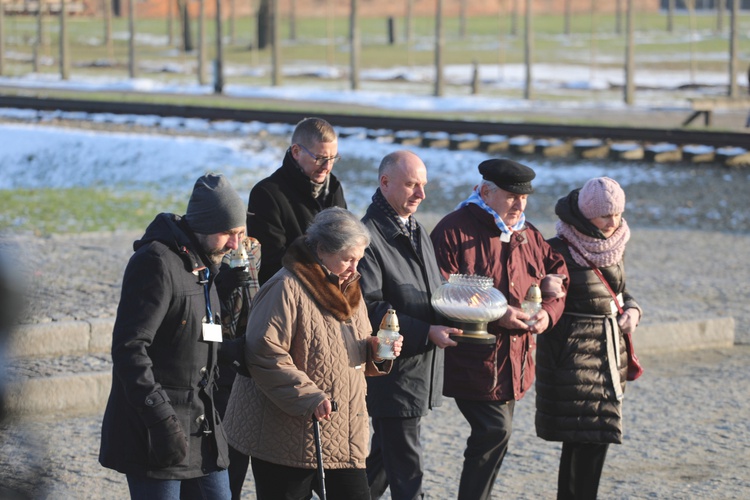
555 219 630 268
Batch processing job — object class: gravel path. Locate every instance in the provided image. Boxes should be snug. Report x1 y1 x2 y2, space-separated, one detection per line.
1 128 749 499
2 346 749 499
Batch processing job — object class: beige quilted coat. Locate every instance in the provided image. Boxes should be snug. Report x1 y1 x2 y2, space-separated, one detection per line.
223 238 389 470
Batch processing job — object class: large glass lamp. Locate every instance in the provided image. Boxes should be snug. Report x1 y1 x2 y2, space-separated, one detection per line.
431 274 508 344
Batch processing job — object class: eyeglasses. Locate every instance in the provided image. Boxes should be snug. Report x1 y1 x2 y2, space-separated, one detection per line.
296 143 341 167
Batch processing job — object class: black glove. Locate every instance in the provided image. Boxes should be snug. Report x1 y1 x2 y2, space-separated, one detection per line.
147 415 188 468
215 266 251 299
219 336 251 377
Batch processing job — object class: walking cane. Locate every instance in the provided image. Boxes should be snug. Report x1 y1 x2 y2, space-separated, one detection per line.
313 400 337 500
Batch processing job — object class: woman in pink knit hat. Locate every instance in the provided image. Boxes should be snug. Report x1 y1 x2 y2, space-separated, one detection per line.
535 177 643 500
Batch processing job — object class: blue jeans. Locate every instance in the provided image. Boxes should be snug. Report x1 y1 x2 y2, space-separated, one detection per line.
126 470 231 500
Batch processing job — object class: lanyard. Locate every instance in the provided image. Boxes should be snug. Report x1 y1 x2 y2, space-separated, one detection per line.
201 268 214 323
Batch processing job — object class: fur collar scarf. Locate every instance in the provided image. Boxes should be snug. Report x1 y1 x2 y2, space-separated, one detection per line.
282 237 362 322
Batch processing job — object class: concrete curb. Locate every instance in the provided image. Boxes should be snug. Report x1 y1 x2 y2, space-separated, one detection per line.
634 317 735 355
6 372 111 417
5 316 735 417
11 318 114 358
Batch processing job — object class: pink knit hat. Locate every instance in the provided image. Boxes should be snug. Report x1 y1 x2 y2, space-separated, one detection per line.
578 177 625 219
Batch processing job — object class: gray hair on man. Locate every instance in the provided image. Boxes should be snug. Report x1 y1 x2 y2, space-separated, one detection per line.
479 178 499 193
306 207 371 255
291 117 337 147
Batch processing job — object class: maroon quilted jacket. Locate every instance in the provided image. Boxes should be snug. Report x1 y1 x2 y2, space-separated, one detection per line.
430 204 567 402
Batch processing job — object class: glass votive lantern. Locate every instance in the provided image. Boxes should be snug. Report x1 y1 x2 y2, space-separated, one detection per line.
431 274 508 344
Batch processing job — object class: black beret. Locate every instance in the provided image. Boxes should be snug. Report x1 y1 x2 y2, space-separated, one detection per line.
478 159 535 194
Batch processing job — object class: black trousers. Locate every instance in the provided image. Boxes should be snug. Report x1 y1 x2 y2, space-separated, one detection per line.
557 442 609 500
251 456 370 500
366 416 424 500
214 381 251 500
454 398 515 500
228 446 250 500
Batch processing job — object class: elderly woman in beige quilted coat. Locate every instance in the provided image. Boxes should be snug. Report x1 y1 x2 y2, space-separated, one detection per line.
223 207 402 500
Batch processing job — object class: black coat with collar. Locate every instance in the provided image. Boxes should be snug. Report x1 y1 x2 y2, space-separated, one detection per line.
247 149 347 285
358 201 445 418
99 213 230 479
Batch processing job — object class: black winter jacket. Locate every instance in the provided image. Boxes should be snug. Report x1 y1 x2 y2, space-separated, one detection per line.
358 201 445 418
99 213 230 479
535 190 642 445
247 149 347 285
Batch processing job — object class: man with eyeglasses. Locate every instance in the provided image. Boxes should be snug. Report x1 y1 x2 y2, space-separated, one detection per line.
247 117 347 285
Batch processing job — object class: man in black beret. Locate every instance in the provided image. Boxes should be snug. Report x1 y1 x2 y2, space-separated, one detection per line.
430 159 568 500
478 158 535 195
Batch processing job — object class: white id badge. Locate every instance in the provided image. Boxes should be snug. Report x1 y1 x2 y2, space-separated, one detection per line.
202 322 223 342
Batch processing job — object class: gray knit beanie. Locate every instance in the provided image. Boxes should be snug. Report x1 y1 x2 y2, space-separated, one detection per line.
184 173 246 234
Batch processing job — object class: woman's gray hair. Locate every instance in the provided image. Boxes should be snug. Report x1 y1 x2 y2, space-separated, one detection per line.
306 207 371 255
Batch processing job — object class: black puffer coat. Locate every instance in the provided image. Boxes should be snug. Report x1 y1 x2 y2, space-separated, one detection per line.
247 149 347 285
99 213 230 479
535 190 642 445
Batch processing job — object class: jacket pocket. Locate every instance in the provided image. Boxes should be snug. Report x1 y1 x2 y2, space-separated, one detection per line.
526 261 544 280
443 342 497 397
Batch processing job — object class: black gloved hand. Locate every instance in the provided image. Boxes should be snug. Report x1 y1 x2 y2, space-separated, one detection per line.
147 415 188 468
215 266 251 299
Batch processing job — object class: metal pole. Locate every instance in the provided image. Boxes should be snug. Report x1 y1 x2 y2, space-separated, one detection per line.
523 0 533 100
728 0 738 97
214 0 224 93
60 0 70 80
349 0 360 90
128 0 136 78
0 0 5 76
271 0 281 86
198 0 206 85
434 0 444 97
0 0 4 75
313 419 327 500
624 0 634 105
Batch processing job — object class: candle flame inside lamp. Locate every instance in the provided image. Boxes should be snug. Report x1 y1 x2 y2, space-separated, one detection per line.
431 274 508 344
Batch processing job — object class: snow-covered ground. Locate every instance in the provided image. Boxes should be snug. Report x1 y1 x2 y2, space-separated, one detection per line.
0 42 746 216
0 115 674 220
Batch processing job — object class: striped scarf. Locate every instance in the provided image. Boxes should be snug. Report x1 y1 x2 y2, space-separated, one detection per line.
372 188 420 253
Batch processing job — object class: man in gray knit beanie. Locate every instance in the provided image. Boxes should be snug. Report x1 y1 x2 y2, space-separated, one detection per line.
185 173 247 235
99 172 247 495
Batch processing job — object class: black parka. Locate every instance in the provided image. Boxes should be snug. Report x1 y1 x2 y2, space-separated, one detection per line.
535 190 642 445
358 200 445 418
99 213 230 479
247 149 347 285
